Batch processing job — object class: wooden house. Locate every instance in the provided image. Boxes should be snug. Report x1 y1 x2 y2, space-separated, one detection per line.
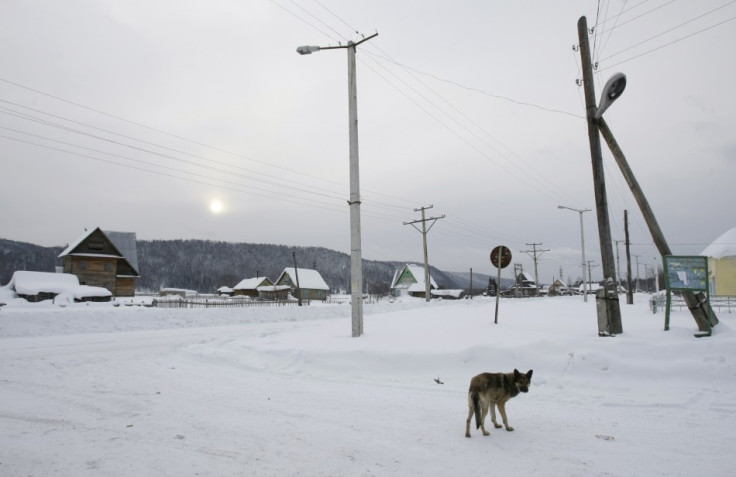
58 228 139 297
276 267 329 301
233 277 274 298
701 227 736 296
547 278 570 296
390 264 437 298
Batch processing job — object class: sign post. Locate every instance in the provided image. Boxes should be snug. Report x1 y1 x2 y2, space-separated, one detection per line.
490 246 512 324
663 255 712 337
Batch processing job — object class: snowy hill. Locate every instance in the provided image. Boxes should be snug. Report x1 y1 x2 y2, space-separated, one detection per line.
1 238 465 293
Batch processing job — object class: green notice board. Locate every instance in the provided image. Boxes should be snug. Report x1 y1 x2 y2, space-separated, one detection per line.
663 255 711 335
663 256 708 291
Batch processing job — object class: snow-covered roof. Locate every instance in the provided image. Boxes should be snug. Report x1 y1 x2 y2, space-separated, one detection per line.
701 227 736 259
106 231 139 274
6 271 112 298
431 289 464 298
391 264 438 290
234 277 272 290
279 268 329 290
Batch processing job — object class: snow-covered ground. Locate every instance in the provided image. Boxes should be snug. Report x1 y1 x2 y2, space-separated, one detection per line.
0 295 734 476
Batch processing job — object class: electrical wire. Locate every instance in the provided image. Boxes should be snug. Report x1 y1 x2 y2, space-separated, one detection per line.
601 0 736 63
598 13 736 71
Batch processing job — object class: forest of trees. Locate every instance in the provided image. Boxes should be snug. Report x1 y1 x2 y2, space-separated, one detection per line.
1 238 479 294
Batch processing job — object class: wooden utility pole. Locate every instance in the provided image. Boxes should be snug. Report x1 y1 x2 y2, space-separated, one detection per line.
404 205 445 302
521 242 549 296
624 210 634 304
470 268 473 299
513 263 523 298
578 16 623 335
292 251 302 306
598 118 718 330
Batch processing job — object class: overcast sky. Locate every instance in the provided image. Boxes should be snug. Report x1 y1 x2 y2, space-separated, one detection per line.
1 0 735 285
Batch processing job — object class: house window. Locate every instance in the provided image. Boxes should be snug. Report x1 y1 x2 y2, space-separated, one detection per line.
88 242 104 251
78 261 87 271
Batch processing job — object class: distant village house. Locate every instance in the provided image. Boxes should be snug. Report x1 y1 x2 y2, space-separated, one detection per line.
390 264 438 298
233 277 274 298
276 267 329 301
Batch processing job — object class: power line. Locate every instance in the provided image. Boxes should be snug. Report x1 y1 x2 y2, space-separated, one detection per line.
361 51 583 119
599 0 736 64
598 13 736 71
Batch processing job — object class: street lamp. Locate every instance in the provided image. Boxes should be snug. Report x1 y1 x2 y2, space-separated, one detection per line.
296 33 378 338
558 205 591 302
594 72 626 119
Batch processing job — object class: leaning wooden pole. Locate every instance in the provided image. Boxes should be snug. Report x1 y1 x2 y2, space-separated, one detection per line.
598 118 717 331
578 16 623 335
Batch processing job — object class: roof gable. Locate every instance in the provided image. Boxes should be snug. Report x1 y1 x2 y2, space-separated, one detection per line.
390 264 437 290
59 227 122 258
59 227 139 276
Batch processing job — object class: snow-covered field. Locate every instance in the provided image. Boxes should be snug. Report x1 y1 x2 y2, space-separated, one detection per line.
1 295 734 476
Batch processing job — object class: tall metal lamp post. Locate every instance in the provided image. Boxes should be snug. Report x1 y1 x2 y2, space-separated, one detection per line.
558 205 591 302
297 33 378 337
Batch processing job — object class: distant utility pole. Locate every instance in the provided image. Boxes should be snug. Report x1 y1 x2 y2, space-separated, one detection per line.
521 243 549 296
292 251 302 307
613 239 623 288
624 210 633 304
587 261 598 287
633 255 641 292
403 205 445 302
513 263 524 298
470 268 473 299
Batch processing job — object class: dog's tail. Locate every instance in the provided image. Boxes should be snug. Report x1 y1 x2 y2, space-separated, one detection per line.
472 390 482 429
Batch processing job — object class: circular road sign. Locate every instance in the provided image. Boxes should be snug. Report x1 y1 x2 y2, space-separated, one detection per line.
490 246 512 269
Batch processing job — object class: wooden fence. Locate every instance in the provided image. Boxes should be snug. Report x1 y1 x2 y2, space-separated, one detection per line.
152 297 300 309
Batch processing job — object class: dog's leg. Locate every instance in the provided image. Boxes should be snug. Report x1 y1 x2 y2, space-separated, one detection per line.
497 400 514 431
479 403 490 436
490 402 502 429
465 400 474 438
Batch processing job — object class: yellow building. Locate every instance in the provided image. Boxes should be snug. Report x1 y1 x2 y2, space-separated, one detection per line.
701 228 736 296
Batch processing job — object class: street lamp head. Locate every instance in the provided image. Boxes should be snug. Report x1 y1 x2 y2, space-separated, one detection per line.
595 72 626 119
296 45 321 55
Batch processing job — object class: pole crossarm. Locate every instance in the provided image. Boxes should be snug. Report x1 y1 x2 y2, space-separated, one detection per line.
404 216 445 233
297 32 379 54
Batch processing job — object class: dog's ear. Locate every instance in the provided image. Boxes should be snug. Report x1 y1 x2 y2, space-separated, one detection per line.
526 369 533 380
514 369 521 379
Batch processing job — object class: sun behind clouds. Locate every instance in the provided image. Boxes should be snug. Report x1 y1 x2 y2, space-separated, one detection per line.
209 199 224 214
